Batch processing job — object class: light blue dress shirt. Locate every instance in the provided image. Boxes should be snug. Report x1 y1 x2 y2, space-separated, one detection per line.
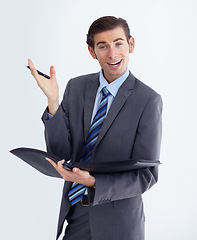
90 68 129 123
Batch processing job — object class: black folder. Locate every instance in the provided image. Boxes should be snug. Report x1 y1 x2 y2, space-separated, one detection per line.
10 147 161 178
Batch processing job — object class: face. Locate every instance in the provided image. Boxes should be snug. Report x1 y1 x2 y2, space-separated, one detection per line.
88 27 135 83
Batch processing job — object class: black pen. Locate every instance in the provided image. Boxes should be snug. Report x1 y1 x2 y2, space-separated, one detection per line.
26 65 50 79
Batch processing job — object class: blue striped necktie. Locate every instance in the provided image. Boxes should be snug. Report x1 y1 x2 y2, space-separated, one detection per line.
68 87 111 205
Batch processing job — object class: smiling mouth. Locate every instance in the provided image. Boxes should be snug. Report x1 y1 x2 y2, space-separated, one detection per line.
108 59 122 66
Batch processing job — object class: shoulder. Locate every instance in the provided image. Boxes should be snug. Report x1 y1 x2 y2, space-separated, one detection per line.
130 73 162 101
135 78 160 97
62 72 99 99
69 72 100 86
127 72 162 109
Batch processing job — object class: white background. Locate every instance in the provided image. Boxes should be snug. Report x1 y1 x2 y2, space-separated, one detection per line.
1 0 197 239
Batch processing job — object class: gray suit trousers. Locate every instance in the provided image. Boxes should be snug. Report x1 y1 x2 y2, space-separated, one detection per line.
63 203 91 240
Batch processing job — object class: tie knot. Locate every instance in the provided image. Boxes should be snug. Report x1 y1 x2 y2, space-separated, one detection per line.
101 87 110 98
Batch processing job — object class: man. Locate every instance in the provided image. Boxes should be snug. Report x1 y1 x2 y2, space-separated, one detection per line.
28 16 162 240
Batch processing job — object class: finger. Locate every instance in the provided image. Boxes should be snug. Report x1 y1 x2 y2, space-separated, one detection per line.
57 159 65 169
28 58 35 69
45 157 57 169
50 65 56 79
72 167 81 174
27 58 39 78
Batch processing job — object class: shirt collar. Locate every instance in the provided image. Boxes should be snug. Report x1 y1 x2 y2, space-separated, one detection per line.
98 68 129 97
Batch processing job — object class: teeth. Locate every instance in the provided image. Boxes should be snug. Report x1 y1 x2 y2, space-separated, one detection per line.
109 59 122 65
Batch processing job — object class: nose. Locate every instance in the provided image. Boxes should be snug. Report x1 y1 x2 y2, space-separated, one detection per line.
108 46 117 60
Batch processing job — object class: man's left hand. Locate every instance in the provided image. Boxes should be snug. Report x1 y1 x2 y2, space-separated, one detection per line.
46 158 95 187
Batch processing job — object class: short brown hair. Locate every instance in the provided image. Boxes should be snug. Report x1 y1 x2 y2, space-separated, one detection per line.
86 16 131 48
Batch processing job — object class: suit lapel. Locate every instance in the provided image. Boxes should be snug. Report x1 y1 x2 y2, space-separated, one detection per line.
93 72 136 150
83 74 100 141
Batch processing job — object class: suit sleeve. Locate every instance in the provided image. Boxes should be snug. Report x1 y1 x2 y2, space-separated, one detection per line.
92 94 163 205
41 81 72 161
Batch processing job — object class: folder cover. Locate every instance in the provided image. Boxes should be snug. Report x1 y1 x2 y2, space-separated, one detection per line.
10 147 161 178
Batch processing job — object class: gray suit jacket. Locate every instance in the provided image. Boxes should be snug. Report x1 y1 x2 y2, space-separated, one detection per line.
42 71 162 240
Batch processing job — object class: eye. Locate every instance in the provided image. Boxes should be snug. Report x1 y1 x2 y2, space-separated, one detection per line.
116 42 123 46
99 45 106 49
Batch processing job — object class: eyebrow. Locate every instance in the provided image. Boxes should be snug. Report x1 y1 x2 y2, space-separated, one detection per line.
96 38 125 46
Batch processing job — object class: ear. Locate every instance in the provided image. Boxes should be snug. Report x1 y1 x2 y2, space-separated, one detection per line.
129 37 135 53
88 46 97 59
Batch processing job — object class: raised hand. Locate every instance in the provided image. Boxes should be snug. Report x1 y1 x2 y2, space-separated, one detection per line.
27 58 59 115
